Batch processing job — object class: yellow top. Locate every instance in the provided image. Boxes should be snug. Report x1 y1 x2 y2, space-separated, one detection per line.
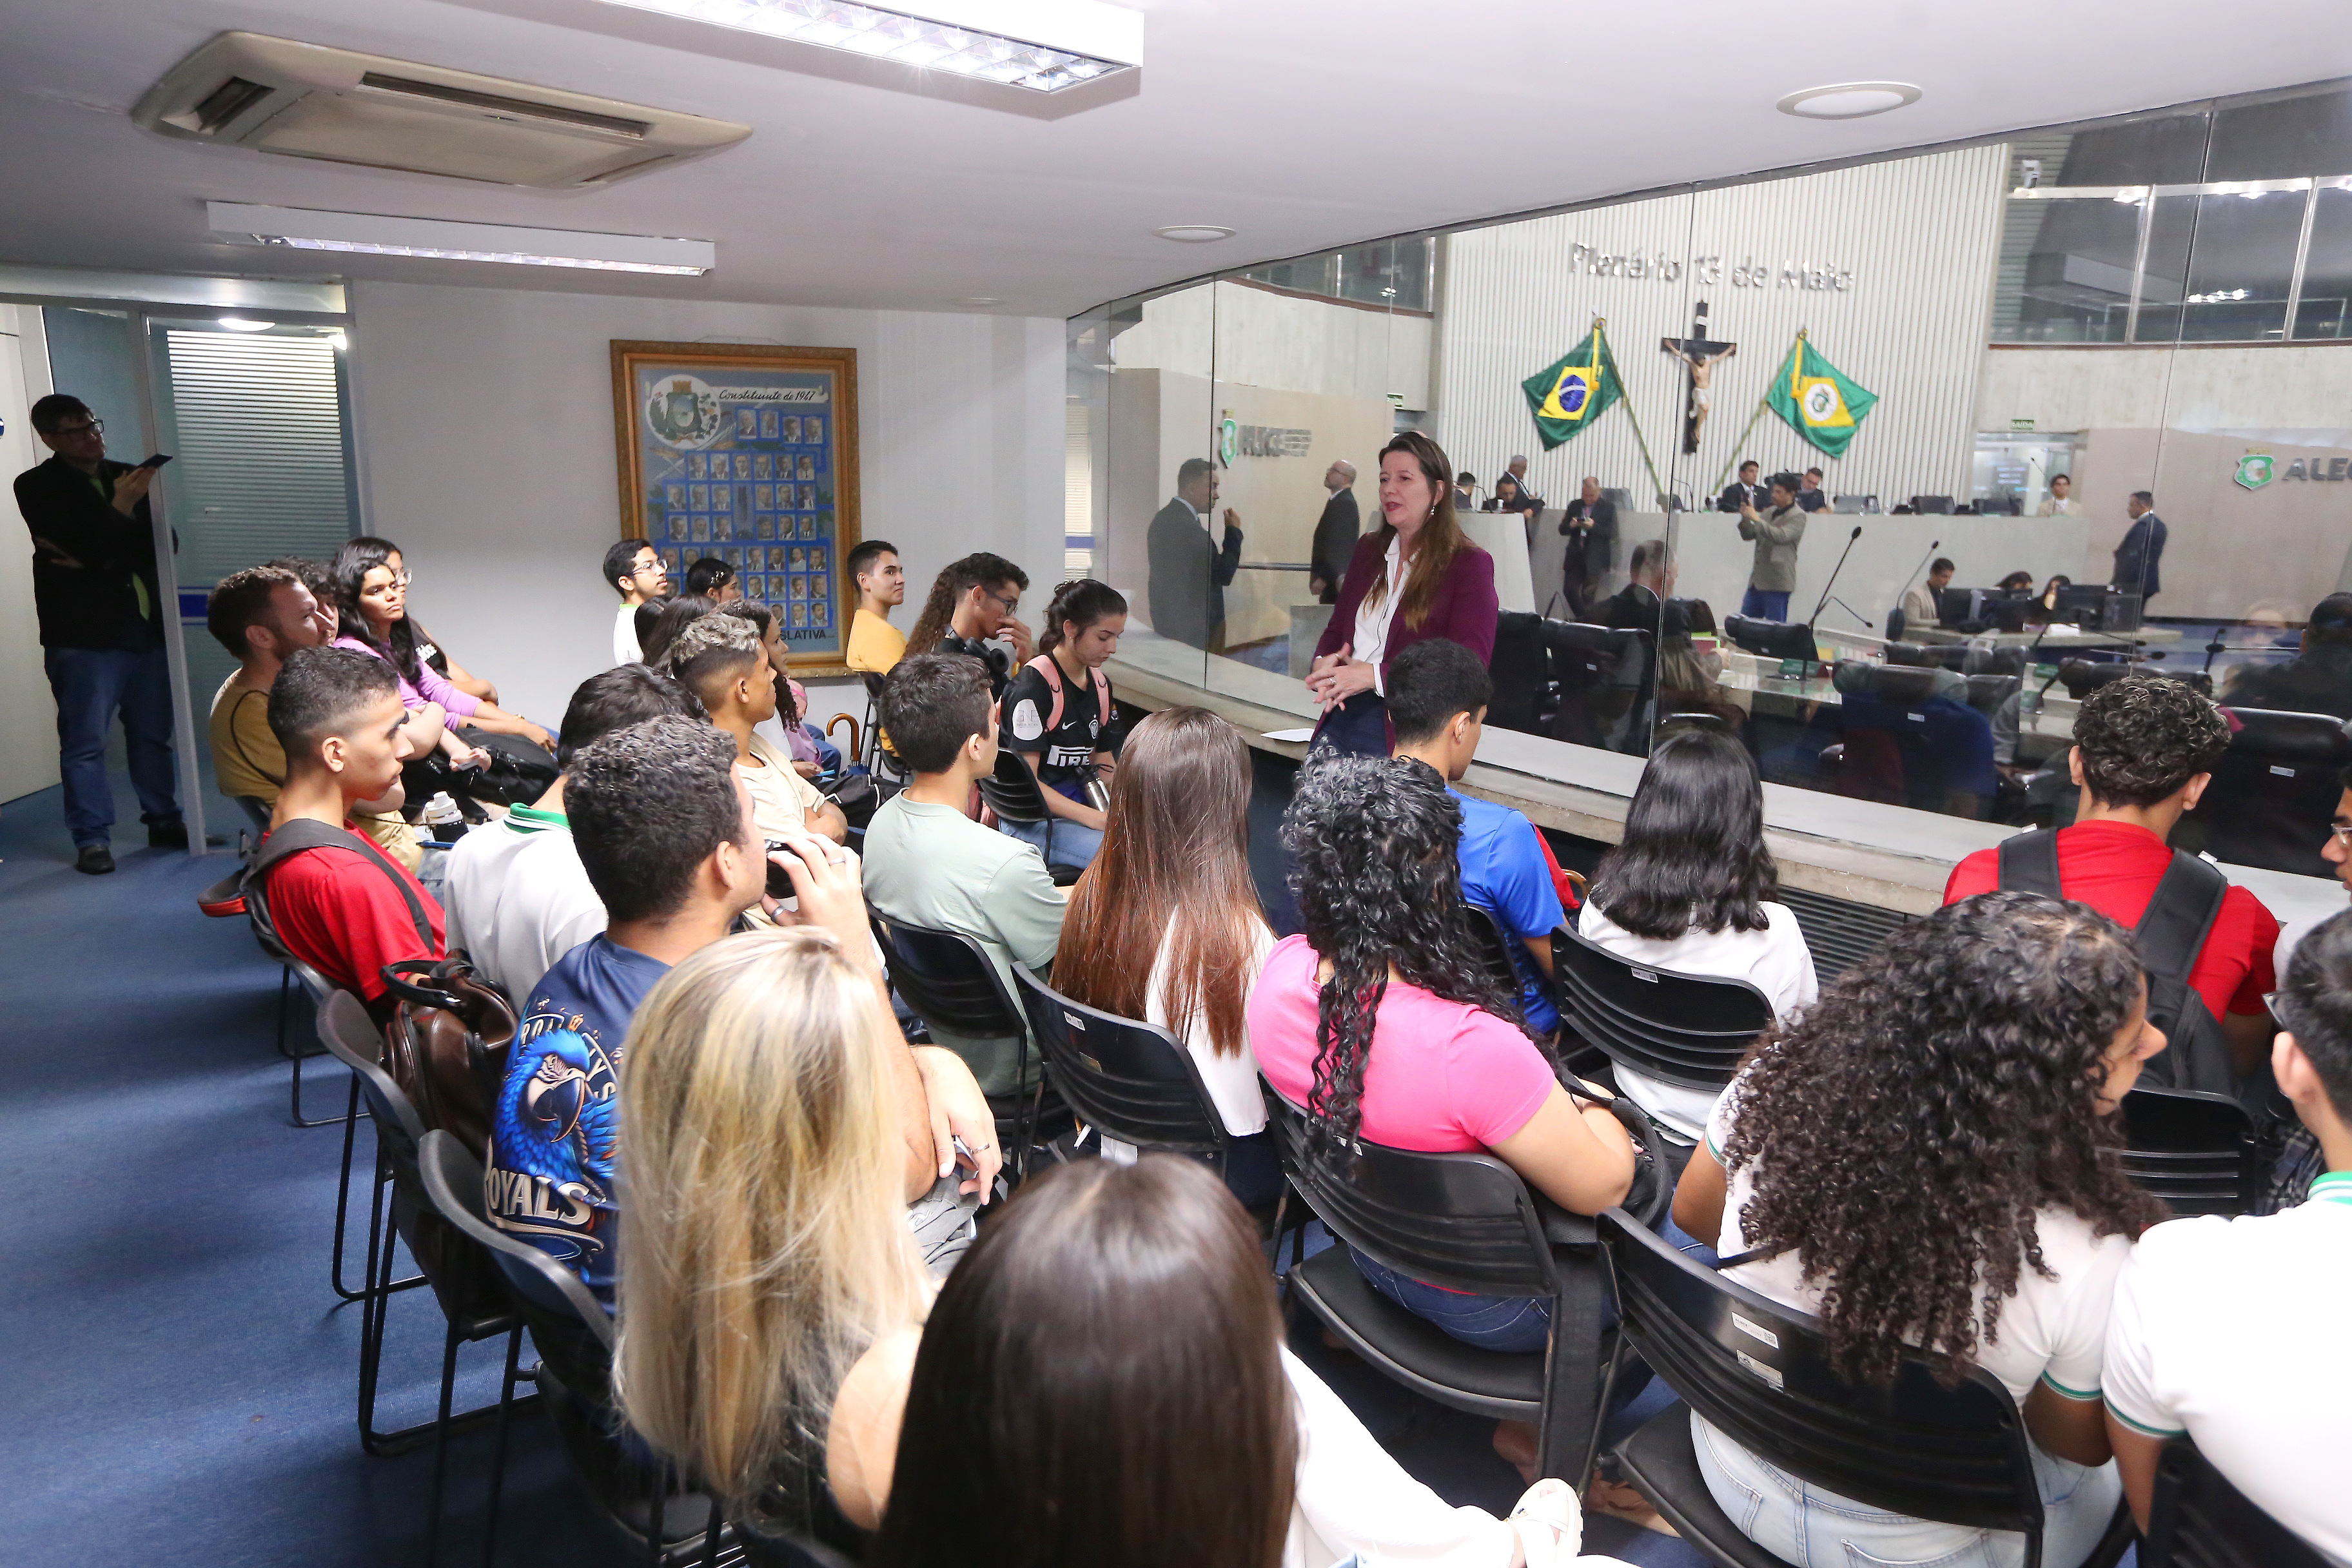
210 669 427 871
845 608 906 674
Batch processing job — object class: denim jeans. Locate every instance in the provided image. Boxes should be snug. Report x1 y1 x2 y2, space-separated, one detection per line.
44 643 179 847
997 813 1103 872
1740 587 1793 622
1348 1246 1552 1353
1693 1411 2122 1567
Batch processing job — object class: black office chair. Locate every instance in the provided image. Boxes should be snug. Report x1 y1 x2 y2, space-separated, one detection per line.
1908 494 1955 514
1542 620 1647 753
1267 1086 1668 1487
2143 1437 2329 1567
1487 609 1554 736
1010 963 1230 1177
1598 1210 2133 1568
1553 928 1770 1145
2119 1086 2260 1217
1462 903 1531 1012
2057 660 2210 701
870 912 1050 1177
974 748 1086 886
2182 709 2352 878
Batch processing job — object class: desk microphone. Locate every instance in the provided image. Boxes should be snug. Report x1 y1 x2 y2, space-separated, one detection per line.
1807 524 1865 629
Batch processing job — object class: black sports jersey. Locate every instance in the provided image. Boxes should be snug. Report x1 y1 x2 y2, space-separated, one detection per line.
1001 658 1112 794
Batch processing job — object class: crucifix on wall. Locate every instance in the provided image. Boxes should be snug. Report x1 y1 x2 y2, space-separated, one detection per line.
1660 300 1738 455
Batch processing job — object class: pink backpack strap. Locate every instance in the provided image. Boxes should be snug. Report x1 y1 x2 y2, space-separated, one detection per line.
1024 654 1065 732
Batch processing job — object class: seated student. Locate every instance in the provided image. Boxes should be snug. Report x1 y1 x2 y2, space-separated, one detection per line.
440 665 704 1000
1386 638 1567 1042
720 602 828 779
997 578 1125 871
1251 755 1638 1357
331 537 502 707
1578 728 1819 1141
1052 707 1279 1203
683 554 742 604
208 565 434 879
331 541 553 759
903 551 1034 698
2224 591 2352 720
253 647 445 1020
603 536 671 665
862 654 1066 1097
636 593 714 669
1672 891 2167 1568
843 538 907 674
665 614 847 846
2104 908 2352 1559
851 1157 1593 1568
485 714 779 1300
1945 672 2277 1086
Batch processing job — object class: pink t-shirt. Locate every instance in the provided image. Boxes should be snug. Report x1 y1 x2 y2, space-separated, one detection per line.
1249 934 1556 1152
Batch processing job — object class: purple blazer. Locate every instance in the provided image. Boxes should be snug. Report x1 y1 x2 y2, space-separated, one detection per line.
1313 531 1499 676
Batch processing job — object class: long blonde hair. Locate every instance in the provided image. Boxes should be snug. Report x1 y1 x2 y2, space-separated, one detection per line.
614 928 929 1506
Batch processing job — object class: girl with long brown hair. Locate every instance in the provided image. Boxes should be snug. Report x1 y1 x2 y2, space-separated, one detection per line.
1306 431 1500 757
1053 705 1280 1202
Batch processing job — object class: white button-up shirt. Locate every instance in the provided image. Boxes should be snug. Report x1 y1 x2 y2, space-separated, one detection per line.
1349 535 1407 695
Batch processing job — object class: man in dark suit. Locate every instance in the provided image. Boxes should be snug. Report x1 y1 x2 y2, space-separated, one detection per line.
11 393 182 873
1718 458 1765 514
1594 538 1689 638
1796 466 1829 512
1309 458 1359 605
1146 456 1244 652
1554 476 1617 620
2112 490 2168 603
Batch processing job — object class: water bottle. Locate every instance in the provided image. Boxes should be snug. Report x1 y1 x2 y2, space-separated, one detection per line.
425 792 466 843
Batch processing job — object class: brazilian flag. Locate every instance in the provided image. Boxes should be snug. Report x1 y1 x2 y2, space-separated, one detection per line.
1767 335 1879 458
1520 329 1623 451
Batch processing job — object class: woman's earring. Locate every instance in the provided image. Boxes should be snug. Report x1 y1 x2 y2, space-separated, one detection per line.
1427 502 1438 518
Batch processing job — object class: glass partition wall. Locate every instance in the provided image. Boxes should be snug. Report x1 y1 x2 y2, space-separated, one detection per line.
1073 77 2352 880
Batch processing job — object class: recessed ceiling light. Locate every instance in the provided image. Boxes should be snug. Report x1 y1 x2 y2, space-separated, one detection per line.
587 0 1142 94
951 295 1004 306
1776 82 1922 120
217 316 275 331
1153 224 1235 243
206 202 715 275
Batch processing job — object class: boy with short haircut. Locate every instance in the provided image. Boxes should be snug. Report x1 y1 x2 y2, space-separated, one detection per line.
2103 908 2352 1557
603 537 670 665
253 646 444 1019
845 538 907 673
666 614 847 844
440 664 705 999
1945 672 2276 1089
1386 638 1566 1039
862 653 1066 1096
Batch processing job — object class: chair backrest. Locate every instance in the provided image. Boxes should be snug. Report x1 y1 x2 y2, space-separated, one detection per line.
1461 903 1530 1006
1554 926 1770 1095
2196 708 2352 878
233 794 273 834
416 1129 615 1353
1884 640 1966 671
1966 672 2023 718
2143 1437 2330 1568
1598 1210 2047 1543
975 743 1054 828
870 913 1026 1042
2119 1086 2259 1217
1487 609 1553 735
1541 620 1646 751
1010 965 1226 1160
1264 1085 1560 1298
1909 494 1955 514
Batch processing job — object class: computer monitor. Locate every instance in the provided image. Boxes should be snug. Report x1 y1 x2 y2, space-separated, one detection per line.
1936 586 1981 628
2052 583 2108 623
1937 587 2030 632
1723 614 1819 663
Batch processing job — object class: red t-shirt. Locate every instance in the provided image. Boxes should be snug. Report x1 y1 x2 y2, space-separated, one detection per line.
263 823 446 1002
1943 820 2278 1020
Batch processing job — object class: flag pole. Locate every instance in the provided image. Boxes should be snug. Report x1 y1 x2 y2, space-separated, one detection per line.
1595 317 1668 504
1705 327 1807 495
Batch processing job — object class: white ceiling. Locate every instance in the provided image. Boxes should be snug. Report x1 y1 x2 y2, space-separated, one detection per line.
3 0 2349 319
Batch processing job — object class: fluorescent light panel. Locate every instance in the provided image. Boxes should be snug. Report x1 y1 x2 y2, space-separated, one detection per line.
591 0 1142 93
206 202 715 275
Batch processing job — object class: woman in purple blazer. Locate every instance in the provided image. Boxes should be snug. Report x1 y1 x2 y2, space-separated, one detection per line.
1306 431 1500 756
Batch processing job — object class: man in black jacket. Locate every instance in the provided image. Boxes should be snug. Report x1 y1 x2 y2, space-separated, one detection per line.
1145 457 1244 652
1555 476 1617 620
1717 458 1766 514
12 395 181 873
1308 458 1358 605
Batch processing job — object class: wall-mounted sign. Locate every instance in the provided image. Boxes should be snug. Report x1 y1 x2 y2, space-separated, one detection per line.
2236 452 2275 490
2284 455 2352 481
1218 408 1312 462
1566 242 1856 292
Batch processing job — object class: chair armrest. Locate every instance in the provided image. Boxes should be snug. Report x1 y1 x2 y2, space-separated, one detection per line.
1534 1195 1598 1248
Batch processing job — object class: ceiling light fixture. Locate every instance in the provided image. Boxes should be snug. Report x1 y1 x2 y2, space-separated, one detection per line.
1775 82 1922 120
206 203 716 275
1153 224 1234 243
217 316 276 331
588 0 1142 93
950 295 1003 306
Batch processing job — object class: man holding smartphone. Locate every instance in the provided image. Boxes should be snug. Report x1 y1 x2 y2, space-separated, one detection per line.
12 393 181 873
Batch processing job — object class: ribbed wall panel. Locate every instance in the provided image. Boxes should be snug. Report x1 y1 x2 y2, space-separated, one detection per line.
1436 145 2009 518
162 332 353 588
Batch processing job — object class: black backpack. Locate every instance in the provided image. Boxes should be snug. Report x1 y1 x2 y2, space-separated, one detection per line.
1995 829 2235 1095
243 818 437 967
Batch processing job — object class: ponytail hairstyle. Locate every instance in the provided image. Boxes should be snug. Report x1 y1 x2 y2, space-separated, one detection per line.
1364 431 1471 632
905 551 1030 657
1037 578 1129 656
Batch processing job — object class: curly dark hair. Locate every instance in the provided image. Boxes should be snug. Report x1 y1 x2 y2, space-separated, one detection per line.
1721 890 2164 1387
1282 754 1522 1151
2073 671 2227 807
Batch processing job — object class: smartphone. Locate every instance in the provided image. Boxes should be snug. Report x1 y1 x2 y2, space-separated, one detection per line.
136 453 173 470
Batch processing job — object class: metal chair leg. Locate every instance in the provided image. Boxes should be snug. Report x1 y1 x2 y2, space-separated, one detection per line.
481 1326 523 1568
331 1081 423 1303
427 1320 462 1568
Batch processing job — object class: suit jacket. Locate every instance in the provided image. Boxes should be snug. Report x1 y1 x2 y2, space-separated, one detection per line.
1310 488 1360 605
1556 498 1616 580
2112 513 2167 598
12 454 164 650
1594 581 1692 640
1718 481 1765 514
1315 531 1499 674
1738 503 1808 593
1145 496 1243 649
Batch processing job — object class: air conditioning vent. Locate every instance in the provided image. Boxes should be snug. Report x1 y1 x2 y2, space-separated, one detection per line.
132 32 749 189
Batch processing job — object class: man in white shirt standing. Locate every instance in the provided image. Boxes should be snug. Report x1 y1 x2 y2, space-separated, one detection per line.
603 538 671 665
2103 906 2352 1560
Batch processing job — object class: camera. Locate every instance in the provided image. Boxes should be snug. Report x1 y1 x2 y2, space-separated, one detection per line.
763 839 796 899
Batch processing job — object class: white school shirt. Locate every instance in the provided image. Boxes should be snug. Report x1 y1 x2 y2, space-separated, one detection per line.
1576 900 1818 1141
1350 534 1407 695
2103 1175 2352 1565
1145 913 1275 1137
441 812 606 1001
613 602 642 665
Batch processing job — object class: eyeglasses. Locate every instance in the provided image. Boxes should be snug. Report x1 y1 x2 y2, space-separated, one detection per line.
2329 825 2352 848
52 419 102 438
991 592 1021 615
